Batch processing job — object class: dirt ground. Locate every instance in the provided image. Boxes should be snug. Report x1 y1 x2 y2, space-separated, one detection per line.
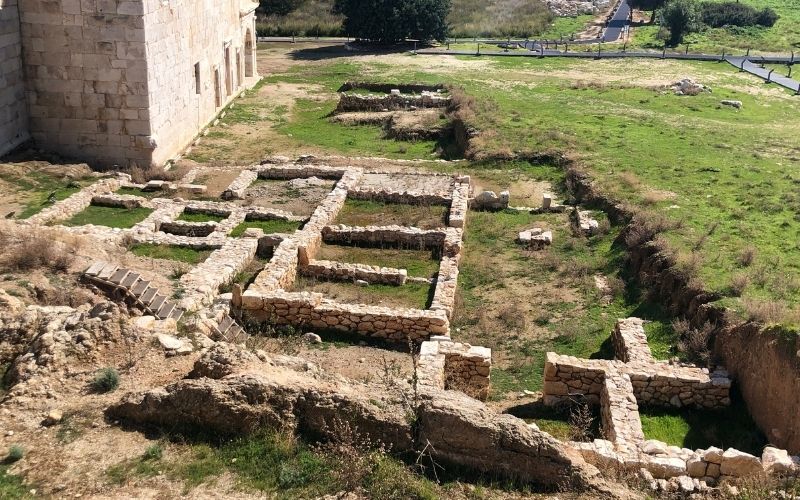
243 178 336 215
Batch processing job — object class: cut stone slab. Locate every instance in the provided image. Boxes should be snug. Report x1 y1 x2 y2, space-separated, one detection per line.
157 334 183 350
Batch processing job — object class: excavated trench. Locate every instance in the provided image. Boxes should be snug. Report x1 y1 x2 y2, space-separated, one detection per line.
561 160 800 454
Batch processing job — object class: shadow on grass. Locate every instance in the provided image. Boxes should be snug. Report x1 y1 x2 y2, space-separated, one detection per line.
289 42 422 61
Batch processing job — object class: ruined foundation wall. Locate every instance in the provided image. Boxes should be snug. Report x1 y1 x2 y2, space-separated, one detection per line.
240 290 449 342
142 0 258 166
418 338 491 400
0 0 28 155
18 1 154 166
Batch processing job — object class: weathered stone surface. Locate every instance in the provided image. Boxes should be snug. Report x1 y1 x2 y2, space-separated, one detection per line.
762 446 799 475
720 448 763 477
108 345 601 490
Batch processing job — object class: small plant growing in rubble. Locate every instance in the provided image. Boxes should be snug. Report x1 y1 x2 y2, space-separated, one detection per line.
91 367 120 393
6 445 24 463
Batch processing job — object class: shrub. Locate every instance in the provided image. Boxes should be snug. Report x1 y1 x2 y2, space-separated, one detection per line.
143 444 163 461
700 2 779 28
675 320 713 366
91 367 120 393
730 273 750 297
659 0 701 44
2 235 75 273
737 246 757 267
6 445 24 463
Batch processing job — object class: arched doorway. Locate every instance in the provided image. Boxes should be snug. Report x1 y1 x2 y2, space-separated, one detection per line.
244 29 254 77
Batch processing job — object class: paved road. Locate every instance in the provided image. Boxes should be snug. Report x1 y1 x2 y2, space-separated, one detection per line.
601 0 631 42
725 56 800 93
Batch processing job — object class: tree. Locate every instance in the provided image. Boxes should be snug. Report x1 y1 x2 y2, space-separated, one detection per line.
335 0 451 43
659 0 700 45
628 0 667 23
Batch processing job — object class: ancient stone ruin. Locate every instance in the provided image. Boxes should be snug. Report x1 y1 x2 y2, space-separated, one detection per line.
543 317 800 492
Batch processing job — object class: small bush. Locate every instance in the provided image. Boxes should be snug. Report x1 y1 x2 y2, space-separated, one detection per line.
127 165 186 184
91 367 120 393
6 445 24 463
143 444 163 461
700 2 779 28
2 236 75 273
730 273 750 297
676 320 713 366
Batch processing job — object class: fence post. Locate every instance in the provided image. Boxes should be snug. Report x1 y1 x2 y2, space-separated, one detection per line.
623 41 627 52
477 43 480 55
740 60 745 72
767 69 773 83
721 50 725 62
787 65 792 78
597 43 601 58
685 44 689 55
565 43 568 53
662 46 666 59
746 47 750 57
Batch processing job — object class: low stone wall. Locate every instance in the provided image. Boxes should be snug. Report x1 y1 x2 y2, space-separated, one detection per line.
256 163 347 180
611 317 652 362
543 353 730 409
600 373 644 454
248 238 299 293
239 290 449 342
347 188 450 206
300 259 407 285
449 176 470 229
430 255 459 318
222 169 258 200
25 175 128 225
335 92 450 113
178 238 259 312
322 224 446 250
571 209 599 236
91 194 143 209
418 337 492 400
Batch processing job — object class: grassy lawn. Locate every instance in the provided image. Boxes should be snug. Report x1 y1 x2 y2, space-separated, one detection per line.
625 0 800 54
257 49 800 325
129 244 212 265
0 168 94 219
62 205 153 229
335 199 448 229
640 389 766 454
316 243 441 278
0 465 30 499
293 276 433 309
229 219 304 237
176 212 226 223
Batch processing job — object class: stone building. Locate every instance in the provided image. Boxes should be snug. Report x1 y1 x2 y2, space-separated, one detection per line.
0 0 259 167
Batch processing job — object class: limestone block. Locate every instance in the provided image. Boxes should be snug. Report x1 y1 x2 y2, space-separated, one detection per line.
761 447 798 475
720 448 762 477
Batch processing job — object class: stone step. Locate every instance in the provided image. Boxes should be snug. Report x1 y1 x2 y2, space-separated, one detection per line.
109 269 129 285
97 263 118 280
148 294 166 313
168 308 184 321
140 288 157 304
85 261 107 277
131 280 150 297
120 272 140 289
156 301 175 319
219 316 234 333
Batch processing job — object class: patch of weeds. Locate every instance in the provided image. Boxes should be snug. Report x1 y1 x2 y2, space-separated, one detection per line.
293 276 433 310
5 446 23 463
62 205 153 229
90 367 120 393
129 244 212 265
0 465 30 498
56 414 87 444
229 218 303 237
315 243 440 278
106 444 164 486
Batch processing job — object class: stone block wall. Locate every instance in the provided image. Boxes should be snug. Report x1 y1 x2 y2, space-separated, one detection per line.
418 337 491 400
239 290 449 342
611 317 652 362
300 259 408 285
0 0 28 155
18 0 155 166
543 353 731 409
448 176 470 229
322 225 446 250
142 0 258 166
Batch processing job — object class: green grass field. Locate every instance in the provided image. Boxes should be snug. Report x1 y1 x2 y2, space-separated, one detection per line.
176 212 226 223
0 168 94 219
62 205 153 229
257 46 800 327
129 244 212 264
626 0 800 53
